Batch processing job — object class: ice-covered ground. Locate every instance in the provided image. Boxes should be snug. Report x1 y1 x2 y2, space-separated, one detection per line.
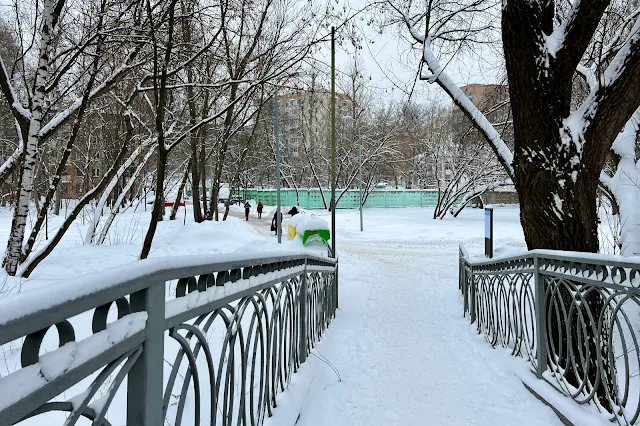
0 203 573 424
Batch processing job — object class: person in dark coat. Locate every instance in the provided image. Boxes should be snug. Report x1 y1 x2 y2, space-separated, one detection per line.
244 201 251 220
257 201 264 219
288 206 299 216
271 211 283 234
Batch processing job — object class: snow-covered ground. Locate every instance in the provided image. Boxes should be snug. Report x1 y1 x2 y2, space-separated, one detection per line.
259 206 563 426
0 204 572 425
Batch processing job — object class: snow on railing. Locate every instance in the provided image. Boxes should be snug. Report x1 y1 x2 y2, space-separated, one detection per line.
459 245 640 424
0 252 338 426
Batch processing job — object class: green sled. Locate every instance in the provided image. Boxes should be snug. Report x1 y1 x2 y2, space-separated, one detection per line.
300 229 331 246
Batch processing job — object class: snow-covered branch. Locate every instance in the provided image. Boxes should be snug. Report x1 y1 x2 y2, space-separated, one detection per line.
601 110 640 256
603 14 640 86
391 3 514 180
0 53 30 123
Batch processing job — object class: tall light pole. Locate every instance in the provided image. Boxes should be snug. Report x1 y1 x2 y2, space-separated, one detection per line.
330 27 336 258
274 85 282 243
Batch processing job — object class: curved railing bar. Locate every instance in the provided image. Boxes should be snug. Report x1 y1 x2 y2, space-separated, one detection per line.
2 253 338 426
458 243 640 425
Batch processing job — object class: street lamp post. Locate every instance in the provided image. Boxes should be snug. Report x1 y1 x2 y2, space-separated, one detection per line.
274 87 282 243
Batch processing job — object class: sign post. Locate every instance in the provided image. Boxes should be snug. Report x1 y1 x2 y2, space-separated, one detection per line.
484 207 493 258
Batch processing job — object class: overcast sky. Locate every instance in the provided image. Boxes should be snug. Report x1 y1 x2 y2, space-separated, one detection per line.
305 1 504 108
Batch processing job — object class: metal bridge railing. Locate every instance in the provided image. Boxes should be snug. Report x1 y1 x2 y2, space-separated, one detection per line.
0 252 338 426
459 245 640 424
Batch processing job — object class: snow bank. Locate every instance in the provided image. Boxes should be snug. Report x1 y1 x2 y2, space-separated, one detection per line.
295 216 330 234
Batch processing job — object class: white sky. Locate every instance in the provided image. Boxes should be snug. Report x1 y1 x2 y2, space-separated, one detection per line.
306 0 504 107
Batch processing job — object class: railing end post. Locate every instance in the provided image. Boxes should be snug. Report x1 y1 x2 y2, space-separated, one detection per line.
300 260 308 364
469 266 476 324
127 282 165 426
334 261 339 312
534 255 547 379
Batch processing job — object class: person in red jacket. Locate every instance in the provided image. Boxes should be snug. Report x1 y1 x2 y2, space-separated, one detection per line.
257 201 264 219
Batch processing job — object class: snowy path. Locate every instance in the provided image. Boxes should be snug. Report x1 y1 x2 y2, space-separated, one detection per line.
265 237 561 425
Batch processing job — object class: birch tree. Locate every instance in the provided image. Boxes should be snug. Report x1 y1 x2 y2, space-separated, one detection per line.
0 0 146 275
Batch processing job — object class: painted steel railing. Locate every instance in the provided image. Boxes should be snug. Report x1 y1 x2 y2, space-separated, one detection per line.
459 245 640 424
0 252 338 426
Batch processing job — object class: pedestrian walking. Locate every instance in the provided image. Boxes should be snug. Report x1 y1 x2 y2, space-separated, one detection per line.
244 201 251 221
257 201 264 219
271 211 283 235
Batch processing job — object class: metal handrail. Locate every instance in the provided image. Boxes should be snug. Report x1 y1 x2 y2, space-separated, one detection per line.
0 252 338 426
459 244 640 424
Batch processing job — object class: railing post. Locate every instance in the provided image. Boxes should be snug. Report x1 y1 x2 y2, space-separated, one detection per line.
127 282 165 426
469 267 476 324
300 260 308 364
462 261 469 317
534 256 548 379
459 250 463 292
334 262 339 313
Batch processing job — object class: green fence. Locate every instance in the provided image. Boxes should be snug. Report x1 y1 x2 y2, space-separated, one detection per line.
242 189 442 209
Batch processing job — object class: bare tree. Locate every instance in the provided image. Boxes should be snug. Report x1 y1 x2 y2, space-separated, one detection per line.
388 0 640 410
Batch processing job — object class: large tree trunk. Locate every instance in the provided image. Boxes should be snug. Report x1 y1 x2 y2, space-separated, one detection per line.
180 2 203 224
502 2 614 411
3 0 61 275
200 143 207 214
23 30 104 258
190 139 203 222
170 160 190 220
140 149 167 259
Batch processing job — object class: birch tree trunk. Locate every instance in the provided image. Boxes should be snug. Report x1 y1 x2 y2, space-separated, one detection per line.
4 0 61 276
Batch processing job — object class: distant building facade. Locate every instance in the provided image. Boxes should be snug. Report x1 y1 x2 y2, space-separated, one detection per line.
277 90 352 156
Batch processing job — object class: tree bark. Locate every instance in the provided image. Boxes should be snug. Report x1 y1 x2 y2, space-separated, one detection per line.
139 0 178 259
3 0 62 275
180 1 203 223
200 142 207 214
140 147 167 259
22 22 105 260
170 160 190 220
502 1 620 410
